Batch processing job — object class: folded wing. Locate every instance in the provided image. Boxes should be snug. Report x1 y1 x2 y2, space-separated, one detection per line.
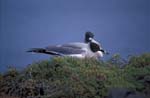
27 44 85 56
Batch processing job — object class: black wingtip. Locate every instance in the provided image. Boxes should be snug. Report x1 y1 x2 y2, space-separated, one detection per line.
26 48 63 56
26 48 33 52
26 48 46 53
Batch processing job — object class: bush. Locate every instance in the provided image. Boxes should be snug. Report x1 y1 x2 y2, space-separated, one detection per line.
0 53 150 98
128 53 150 68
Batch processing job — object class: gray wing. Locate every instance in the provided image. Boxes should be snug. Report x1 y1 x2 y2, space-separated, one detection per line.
61 42 88 49
45 45 85 55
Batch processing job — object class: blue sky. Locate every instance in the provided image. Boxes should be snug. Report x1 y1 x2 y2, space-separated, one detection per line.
0 0 149 71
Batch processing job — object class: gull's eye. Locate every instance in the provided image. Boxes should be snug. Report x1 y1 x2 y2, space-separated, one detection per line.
90 42 100 52
88 38 92 41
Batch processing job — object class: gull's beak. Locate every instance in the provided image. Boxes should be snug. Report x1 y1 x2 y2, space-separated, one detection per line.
100 49 109 55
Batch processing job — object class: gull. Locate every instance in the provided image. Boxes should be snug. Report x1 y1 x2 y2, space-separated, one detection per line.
27 32 108 59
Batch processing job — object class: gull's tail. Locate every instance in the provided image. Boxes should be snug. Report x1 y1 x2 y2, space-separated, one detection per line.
27 48 61 56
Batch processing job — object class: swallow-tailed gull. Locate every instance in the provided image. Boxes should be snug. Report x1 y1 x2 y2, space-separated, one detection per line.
27 32 108 59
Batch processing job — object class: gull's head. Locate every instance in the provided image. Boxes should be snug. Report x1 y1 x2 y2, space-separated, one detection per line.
88 38 109 58
89 37 101 46
85 32 94 43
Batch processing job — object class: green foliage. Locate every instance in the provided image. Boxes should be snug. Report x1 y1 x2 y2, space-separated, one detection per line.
124 53 150 94
0 53 150 98
128 53 150 68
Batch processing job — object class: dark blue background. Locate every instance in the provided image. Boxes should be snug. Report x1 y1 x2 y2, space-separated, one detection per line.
0 0 149 72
